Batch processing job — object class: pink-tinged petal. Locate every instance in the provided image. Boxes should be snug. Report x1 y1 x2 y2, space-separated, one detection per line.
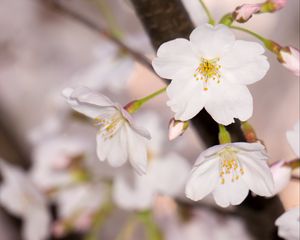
62 87 117 119
267 0 288 11
279 47 300 76
271 160 292 194
185 155 219 201
152 38 198 79
205 83 253 125
189 24 235 58
126 125 148 175
221 40 269 85
212 177 249 207
233 4 262 23
238 153 274 197
168 118 189 141
275 208 300 240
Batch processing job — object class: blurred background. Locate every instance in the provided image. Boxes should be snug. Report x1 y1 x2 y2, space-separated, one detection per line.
0 0 299 239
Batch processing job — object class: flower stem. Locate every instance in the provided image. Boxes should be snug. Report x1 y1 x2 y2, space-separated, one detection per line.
125 87 167 114
218 125 231 144
230 26 281 54
91 0 124 40
137 211 163 240
198 0 215 25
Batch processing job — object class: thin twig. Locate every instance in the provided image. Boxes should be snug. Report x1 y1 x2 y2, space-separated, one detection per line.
44 0 153 71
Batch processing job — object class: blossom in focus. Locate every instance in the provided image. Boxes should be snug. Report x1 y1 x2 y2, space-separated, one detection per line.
275 208 300 240
63 86 151 175
185 142 274 207
286 121 300 156
278 47 300 77
233 4 262 23
113 153 190 210
152 24 269 125
0 161 50 240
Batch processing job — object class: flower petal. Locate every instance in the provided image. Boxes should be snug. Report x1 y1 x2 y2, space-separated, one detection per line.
185 155 219 201
63 87 117 119
220 40 269 85
152 38 198 79
96 126 128 167
189 24 235 58
205 83 253 125
126 125 148 175
238 152 274 197
113 174 154 210
212 178 249 207
167 78 208 121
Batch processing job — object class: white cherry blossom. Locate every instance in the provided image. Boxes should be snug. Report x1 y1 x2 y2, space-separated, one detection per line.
152 24 269 125
286 121 300 157
275 208 300 240
63 86 151 175
113 153 190 211
185 142 274 207
0 161 50 240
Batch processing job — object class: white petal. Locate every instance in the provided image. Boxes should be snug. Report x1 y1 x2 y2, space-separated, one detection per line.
113 174 154 210
212 178 249 207
271 161 292 195
126 125 148 175
167 78 208 121
96 126 128 167
238 152 274 197
275 208 300 240
221 40 269 85
286 121 300 157
152 38 198 79
148 153 190 196
190 24 235 58
23 208 50 240
205 83 253 125
63 86 117 119
185 155 219 201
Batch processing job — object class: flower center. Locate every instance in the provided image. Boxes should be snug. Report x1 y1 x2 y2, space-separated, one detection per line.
218 147 244 184
94 113 124 140
194 57 221 91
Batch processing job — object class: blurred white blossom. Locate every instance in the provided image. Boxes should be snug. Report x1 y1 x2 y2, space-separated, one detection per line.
275 207 300 240
113 153 190 211
0 161 50 240
286 121 300 156
185 142 274 207
153 24 269 125
63 86 151 174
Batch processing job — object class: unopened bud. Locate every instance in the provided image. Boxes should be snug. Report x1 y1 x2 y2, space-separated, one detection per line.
233 4 261 23
168 118 189 141
241 121 257 143
277 47 300 76
260 0 288 13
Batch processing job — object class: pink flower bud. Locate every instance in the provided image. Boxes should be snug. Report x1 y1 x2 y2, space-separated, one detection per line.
168 118 189 141
233 4 262 23
268 0 288 11
278 47 300 76
271 160 292 195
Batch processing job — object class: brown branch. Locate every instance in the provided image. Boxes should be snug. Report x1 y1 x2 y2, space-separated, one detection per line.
43 0 153 72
